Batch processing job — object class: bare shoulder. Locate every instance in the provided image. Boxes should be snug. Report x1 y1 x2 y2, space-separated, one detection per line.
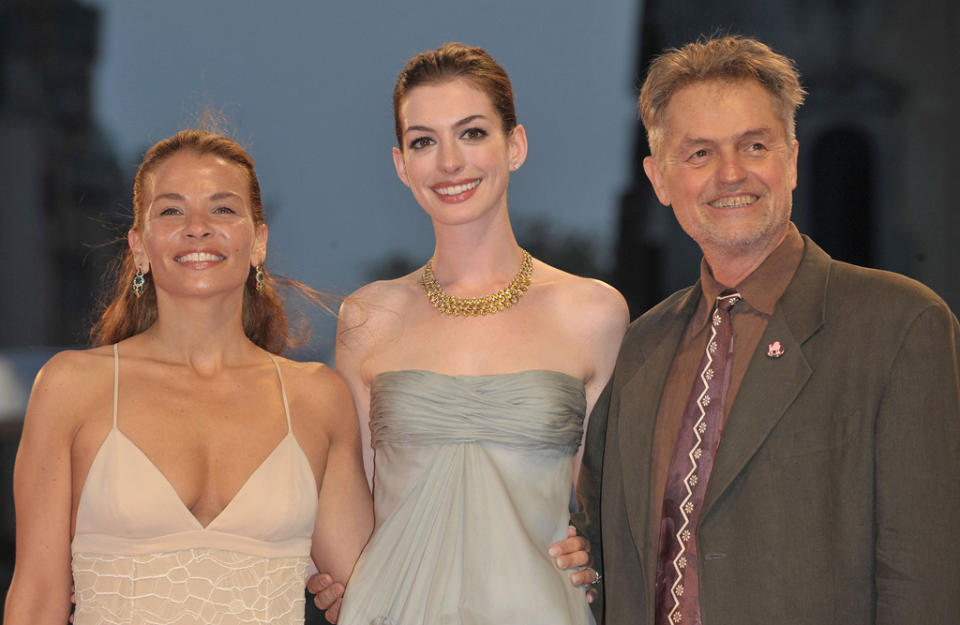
271 357 352 409
37 345 113 382
533 260 630 333
337 273 422 357
339 273 422 327
26 346 114 431
270 356 357 434
531 261 629 389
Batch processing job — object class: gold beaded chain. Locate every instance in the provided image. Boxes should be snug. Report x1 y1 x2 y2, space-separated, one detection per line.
420 249 534 316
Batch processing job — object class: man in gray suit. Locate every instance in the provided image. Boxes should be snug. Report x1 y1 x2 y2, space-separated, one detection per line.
575 35 960 624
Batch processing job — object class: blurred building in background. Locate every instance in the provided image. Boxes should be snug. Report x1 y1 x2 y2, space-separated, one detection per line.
0 0 125 351
0 0 124 605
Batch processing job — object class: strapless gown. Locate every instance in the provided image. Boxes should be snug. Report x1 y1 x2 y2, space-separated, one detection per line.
338 369 595 625
71 345 317 624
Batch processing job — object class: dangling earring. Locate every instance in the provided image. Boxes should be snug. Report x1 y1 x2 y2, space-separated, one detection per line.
132 267 146 298
255 265 266 295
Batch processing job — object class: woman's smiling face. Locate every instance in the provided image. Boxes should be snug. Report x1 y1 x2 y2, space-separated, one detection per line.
130 150 267 298
392 78 526 227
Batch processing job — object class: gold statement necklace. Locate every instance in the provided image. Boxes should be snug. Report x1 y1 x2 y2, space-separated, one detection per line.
421 249 533 316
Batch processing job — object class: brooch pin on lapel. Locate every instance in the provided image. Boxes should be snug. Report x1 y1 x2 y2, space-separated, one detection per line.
766 341 785 359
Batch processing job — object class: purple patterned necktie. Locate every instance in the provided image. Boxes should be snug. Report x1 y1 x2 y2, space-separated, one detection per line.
656 291 741 625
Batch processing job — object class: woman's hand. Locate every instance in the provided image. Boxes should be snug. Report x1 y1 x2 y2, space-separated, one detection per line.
548 525 600 603
307 572 345 623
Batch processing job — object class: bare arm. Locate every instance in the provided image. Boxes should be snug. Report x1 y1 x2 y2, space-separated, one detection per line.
308 368 374 584
300 364 373 625
4 354 84 624
575 281 629 481
336 295 377 488
552 279 628 592
307 295 384 622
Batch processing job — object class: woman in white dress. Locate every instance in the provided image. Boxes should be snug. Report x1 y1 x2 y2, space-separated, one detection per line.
4 129 373 624
313 43 629 625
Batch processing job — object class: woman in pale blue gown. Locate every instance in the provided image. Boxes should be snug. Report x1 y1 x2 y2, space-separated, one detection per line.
317 43 628 625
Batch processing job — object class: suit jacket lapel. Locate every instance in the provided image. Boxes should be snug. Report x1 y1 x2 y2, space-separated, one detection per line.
703 237 832 515
617 285 701 579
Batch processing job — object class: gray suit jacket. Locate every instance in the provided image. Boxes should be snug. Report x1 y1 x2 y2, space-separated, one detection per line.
576 237 960 624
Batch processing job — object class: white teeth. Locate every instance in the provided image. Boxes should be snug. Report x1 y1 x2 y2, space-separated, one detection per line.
710 194 757 208
433 179 480 196
176 252 225 262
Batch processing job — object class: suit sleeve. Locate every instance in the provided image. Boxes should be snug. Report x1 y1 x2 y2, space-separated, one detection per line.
875 300 960 623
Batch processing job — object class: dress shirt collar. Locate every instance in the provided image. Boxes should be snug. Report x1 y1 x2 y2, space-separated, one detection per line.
691 222 805 332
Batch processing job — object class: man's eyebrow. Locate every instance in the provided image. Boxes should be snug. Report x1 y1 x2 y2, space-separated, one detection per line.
673 135 716 154
739 127 775 139
678 127 775 147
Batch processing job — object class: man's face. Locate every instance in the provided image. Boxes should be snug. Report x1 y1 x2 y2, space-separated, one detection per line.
643 79 798 261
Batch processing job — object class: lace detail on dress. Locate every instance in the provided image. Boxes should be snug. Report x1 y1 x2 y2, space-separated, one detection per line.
72 549 310 625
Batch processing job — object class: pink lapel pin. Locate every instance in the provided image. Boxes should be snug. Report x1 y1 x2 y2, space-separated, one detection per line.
766 341 785 358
